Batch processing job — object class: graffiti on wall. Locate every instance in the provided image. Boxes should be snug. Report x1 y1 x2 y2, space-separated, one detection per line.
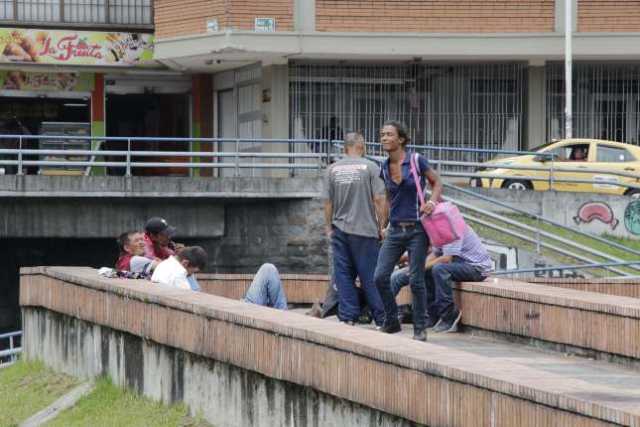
624 200 640 235
573 201 619 230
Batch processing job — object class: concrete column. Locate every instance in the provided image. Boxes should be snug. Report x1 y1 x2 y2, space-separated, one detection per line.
294 0 315 32
261 62 290 176
555 0 578 32
527 64 547 149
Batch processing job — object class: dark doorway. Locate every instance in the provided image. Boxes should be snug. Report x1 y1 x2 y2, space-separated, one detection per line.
105 94 190 176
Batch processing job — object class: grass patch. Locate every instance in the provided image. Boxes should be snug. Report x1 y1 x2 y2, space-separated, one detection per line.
0 359 79 426
46 377 211 427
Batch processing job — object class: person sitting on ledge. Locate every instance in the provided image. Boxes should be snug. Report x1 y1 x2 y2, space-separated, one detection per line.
143 217 183 260
115 231 158 276
152 246 207 291
390 222 493 333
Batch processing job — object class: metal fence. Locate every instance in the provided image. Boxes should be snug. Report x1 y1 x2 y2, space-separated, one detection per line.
0 330 21 367
546 62 640 145
290 62 527 160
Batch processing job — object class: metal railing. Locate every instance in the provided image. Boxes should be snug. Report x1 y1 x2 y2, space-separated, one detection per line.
0 330 22 368
494 261 640 280
0 0 153 27
0 135 332 177
1 135 639 194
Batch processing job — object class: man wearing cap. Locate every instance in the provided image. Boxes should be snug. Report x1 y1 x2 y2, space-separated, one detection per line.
143 217 179 260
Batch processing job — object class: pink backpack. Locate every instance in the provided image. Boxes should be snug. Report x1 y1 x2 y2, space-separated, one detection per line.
409 153 466 247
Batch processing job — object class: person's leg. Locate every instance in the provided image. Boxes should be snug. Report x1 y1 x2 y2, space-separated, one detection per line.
373 227 407 332
431 262 483 318
332 228 360 323
431 262 483 333
319 281 339 318
350 234 385 327
243 263 288 310
406 228 428 334
423 269 441 328
390 267 410 297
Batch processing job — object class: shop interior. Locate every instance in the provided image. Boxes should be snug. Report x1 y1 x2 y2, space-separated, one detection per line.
0 96 90 175
105 94 190 176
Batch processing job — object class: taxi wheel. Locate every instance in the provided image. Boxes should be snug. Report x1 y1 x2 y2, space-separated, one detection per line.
502 180 532 191
625 189 640 199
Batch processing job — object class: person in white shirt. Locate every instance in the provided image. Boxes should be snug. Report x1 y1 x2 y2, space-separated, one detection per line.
151 246 207 290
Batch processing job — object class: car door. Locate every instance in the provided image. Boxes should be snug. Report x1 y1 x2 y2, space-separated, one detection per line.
589 143 638 195
548 142 593 192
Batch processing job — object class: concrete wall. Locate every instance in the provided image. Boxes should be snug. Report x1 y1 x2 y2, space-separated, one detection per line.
458 189 640 240
0 198 224 239
23 308 418 427
195 198 328 273
21 267 638 426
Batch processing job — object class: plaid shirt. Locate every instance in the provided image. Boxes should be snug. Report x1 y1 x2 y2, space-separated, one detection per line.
434 226 493 275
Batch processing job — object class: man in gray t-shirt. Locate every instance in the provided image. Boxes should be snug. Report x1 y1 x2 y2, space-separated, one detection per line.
322 132 387 326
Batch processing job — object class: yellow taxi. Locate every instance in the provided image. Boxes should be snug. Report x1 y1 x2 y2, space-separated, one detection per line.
471 139 640 197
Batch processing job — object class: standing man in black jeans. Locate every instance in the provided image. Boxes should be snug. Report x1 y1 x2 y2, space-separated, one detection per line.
323 132 387 326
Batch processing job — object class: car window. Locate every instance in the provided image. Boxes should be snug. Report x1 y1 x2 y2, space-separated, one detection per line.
596 145 635 162
548 144 589 162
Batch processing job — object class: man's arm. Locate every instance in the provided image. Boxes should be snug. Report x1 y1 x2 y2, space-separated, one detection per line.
324 199 334 238
425 254 453 270
373 194 389 239
421 168 444 215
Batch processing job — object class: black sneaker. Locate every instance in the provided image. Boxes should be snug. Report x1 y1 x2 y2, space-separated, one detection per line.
380 319 401 334
413 328 427 342
432 308 462 333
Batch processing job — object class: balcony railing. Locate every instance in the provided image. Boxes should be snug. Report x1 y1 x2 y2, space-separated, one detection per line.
0 0 152 28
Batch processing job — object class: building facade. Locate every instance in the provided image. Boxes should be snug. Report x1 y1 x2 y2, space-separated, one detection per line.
150 0 640 164
0 0 214 176
5 1 640 169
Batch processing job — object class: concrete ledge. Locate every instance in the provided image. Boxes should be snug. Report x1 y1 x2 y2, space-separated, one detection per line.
456 280 640 361
0 176 323 198
199 272 640 362
525 277 640 299
197 273 413 305
19 267 640 426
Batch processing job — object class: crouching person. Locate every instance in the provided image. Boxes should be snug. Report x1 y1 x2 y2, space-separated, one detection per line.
152 246 207 290
391 224 493 333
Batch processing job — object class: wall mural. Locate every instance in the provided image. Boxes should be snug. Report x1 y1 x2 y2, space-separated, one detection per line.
624 200 640 236
573 201 619 230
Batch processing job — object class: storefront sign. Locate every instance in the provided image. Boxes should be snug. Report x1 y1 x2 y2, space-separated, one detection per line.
0 29 153 66
0 71 94 91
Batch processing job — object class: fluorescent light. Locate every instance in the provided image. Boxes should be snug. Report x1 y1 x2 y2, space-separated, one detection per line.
63 103 87 107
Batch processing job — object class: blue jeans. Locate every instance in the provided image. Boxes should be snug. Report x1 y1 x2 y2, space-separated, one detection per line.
426 261 484 319
374 224 428 330
187 275 201 291
332 227 385 325
243 263 288 310
391 260 485 319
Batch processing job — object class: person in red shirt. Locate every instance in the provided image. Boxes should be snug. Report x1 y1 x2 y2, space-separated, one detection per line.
116 231 158 274
143 217 180 260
